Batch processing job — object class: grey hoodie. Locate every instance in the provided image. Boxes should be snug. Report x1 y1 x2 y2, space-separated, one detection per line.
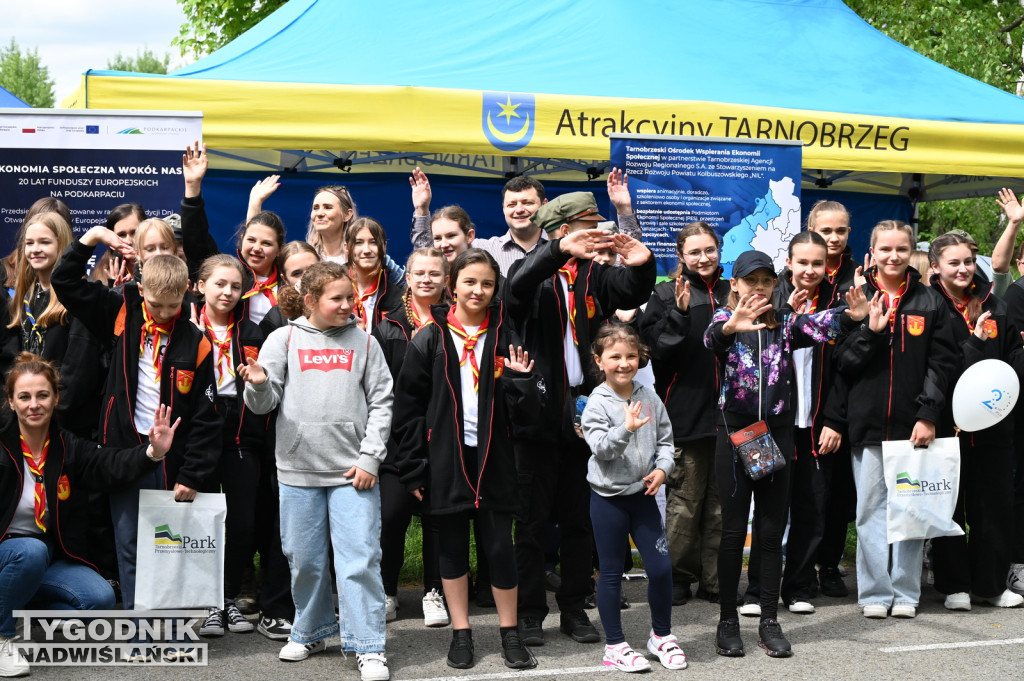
581 381 675 497
244 316 393 487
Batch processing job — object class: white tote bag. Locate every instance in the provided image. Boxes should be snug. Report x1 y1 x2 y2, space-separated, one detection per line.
881 437 964 543
134 490 227 609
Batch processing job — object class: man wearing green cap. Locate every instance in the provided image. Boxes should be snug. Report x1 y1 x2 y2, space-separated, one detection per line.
505 191 656 647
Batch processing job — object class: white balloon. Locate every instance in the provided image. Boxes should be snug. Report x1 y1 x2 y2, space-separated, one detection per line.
952 359 1019 432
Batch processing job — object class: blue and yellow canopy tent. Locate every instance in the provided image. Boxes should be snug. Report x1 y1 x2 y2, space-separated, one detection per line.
61 0 1024 255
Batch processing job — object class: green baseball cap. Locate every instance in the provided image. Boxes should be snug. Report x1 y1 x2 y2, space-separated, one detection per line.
531 191 606 233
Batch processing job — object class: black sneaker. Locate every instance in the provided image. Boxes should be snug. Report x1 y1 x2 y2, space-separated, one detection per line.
199 607 225 638
447 629 474 669
758 618 793 657
715 617 744 657
559 609 600 643
257 615 292 641
225 601 254 633
818 566 848 598
518 616 544 646
672 583 692 605
500 627 537 669
695 585 719 603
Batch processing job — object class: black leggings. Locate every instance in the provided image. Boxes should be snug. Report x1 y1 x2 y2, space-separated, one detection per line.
716 424 792 620
436 509 518 590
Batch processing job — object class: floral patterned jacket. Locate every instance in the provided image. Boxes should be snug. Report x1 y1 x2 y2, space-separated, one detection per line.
703 306 857 421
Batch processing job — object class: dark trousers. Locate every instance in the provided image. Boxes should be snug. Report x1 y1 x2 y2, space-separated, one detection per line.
817 443 854 569
590 490 672 645
257 460 295 619
436 509 517 589
515 436 594 619
379 469 442 595
932 440 1014 599
717 425 792 620
780 427 832 601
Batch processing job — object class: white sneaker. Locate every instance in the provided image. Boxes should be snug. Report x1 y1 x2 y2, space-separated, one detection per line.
646 632 687 670
787 599 815 614
385 595 398 622
602 642 651 672
1006 563 1024 596
738 602 761 617
977 589 1024 608
279 638 327 661
0 638 29 677
357 652 390 681
944 592 971 611
891 604 916 618
422 589 450 627
862 604 888 619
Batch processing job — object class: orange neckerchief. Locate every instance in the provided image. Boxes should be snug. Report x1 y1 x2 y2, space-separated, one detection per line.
951 289 977 332
558 259 579 345
242 269 279 305
872 271 909 332
826 253 844 285
352 270 383 327
140 303 177 380
202 306 236 381
20 435 50 532
805 285 820 314
447 306 490 392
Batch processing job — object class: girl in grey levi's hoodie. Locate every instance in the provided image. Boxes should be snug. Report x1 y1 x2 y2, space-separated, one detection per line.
579 325 686 671
241 262 392 667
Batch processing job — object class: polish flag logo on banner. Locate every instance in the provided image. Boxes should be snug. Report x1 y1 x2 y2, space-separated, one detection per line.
298 348 354 372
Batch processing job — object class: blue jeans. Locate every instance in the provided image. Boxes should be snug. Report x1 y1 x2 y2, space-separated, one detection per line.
108 466 167 610
279 482 385 654
852 445 925 607
0 537 115 637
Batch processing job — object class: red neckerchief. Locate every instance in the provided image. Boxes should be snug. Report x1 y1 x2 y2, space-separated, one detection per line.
447 306 489 392
20 434 49 532
950 286 977 332
805 285 820 314
352 270 383 327
201 306 236 381
557 259 579 345
872 271 909 332
409 300 428 331
826 253 844 284
242 269 279 305
140 303 177 380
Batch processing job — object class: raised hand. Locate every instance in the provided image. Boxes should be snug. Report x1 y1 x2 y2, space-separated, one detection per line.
788 288 809 313
607 167 633 214
504 345 534 373
237 356 267 384
148 404 182 459
249 175 281 209
106 255 133 287
623 400 650 432
854 253 870 289
612 233 652 267
722 293 773 334
674 277 691 311
409 167 432 215
559 228 615 260
997 188 1024 225
867 291 888 332
844 285 869 321
183 141 208 197
974 310 994 340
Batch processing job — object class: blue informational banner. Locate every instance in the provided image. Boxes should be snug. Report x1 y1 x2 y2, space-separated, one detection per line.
609 134 802 278
0 109 202 256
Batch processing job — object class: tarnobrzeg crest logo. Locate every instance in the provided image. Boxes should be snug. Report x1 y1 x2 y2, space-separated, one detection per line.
482 92 535 152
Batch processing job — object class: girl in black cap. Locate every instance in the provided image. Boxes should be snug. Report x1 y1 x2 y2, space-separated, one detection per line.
703 249 868 659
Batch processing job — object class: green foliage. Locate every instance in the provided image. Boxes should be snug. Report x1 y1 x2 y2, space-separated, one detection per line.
0 38 55 108
846 0 1023 94
173 0 289 58
917 196 1006 256
107 48 171 75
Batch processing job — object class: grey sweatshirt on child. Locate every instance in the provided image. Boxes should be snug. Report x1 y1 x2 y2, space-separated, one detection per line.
244 316 393 487
581 381 675 497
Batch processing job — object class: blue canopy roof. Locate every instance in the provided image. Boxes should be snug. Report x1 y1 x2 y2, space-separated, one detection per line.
0 86 28 108
161 0 1024 126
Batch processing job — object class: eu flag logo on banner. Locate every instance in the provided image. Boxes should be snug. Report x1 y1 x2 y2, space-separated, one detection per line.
85 125 99 134
482 92 535 152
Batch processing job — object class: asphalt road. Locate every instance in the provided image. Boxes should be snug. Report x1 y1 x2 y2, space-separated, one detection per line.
19 572 1024 680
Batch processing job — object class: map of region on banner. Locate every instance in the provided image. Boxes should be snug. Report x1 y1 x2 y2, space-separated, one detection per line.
609 134 803 278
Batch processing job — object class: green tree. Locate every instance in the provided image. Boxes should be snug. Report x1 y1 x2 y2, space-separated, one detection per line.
173 0 288 58
107 48 171 75
0 38 55 108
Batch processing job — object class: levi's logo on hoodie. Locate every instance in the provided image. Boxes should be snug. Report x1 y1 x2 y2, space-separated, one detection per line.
298 349 354 372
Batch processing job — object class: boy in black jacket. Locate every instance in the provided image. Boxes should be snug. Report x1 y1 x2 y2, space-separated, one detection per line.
52 234 221 610
505 192 656 645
